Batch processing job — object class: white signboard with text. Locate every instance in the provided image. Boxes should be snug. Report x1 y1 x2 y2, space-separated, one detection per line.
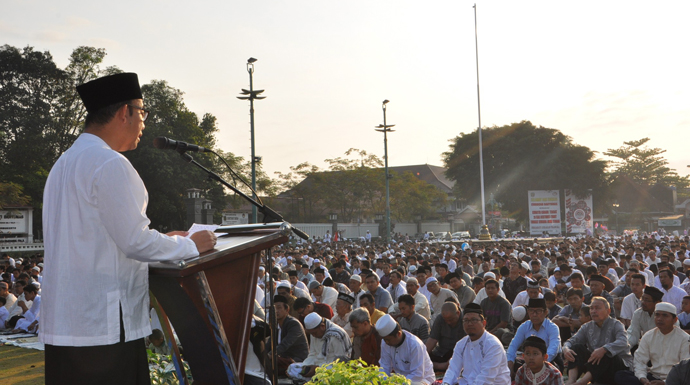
528 190 561 236
0 210 29 234
222 212 249 225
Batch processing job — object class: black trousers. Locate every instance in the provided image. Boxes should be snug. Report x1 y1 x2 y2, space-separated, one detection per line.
566 343 628 385
614 370 662 385
45 308 151 385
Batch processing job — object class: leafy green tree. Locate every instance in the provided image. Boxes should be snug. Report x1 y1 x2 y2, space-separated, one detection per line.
604 137 690 189
277 149 448 223
0 182 31 209
443 120 608 222
124 80 227 230
0 45 67 218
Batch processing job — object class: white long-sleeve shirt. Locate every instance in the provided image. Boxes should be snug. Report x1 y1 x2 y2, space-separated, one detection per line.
442 331 511 385
634 327 690 380
379 330 435 385
41 134 199 347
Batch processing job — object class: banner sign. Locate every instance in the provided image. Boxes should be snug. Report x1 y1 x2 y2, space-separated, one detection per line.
565 190 594 234
0 210 29 234
528 190 561 236
222 212 249 225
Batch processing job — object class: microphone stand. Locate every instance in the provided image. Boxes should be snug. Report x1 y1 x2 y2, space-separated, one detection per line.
178 151 309 240
178 151 300 385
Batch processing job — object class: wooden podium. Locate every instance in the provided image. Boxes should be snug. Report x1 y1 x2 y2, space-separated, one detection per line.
149 222 291 385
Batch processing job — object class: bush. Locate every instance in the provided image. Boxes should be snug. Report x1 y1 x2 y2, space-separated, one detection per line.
147 351 193 385
306 359 410 385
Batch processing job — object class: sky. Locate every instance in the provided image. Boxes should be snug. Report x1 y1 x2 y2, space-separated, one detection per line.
3 1 689 182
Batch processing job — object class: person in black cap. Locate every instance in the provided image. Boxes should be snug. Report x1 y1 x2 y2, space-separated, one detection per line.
627 286 665 352
584 274 616 318
41 73 217 385
506 298 562 378
514 336 563 385
332 292 354 338
441 302 511 385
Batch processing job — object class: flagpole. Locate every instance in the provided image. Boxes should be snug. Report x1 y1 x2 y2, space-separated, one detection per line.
474 3 487 226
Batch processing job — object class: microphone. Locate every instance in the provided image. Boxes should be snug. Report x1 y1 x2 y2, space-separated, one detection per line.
153 137 212 153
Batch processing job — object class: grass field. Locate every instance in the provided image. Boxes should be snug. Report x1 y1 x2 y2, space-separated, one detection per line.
0 345 45 385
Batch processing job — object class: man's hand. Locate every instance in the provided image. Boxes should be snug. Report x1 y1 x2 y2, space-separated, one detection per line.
563 347 577 362
191 230 217 254
17 300 28 313
587 347 607 365
507 360 514 375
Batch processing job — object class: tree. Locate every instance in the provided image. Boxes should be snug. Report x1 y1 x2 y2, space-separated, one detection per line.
0 45 67 218
443 121 608 223
124 80 228 230
604 137 690 189
0 182 31 209
276 149 448 223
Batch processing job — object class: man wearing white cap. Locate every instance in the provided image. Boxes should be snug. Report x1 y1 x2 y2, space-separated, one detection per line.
288 312 352 378
376 314 435 385
349 275 366 309
426 277 458 327
614 302 690 385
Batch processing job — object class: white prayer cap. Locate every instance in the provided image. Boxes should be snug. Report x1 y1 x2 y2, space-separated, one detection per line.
554 267 561 272
287 256 293 260
350 275 362 283
518 252 525 258
512 306 527 322
409 265 417 273
521 261 530 271
484 272 496 279
406 277 419 286
426 277 438 285
308 280 321 290
655 302 677 316
277 281 291 289
314 259 321 263
304 313 323 330
375 314 398 336
259 266 265 272
683 259 690 266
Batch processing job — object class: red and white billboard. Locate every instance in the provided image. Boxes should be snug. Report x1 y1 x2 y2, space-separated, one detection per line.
565 190 593 234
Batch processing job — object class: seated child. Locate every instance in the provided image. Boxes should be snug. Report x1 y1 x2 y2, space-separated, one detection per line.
0 297 8 328
678 296 690 332
515 336 564 385
578 305 591 325
544 292 562 320
147 328 171 355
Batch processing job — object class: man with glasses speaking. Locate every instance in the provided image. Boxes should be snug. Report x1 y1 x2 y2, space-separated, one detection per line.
441 303 511 385
40 73 216 385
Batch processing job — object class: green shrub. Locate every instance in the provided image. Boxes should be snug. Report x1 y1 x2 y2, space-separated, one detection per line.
306 359 410 385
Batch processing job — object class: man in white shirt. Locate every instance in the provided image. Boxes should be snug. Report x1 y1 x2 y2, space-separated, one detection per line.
309 280 338 310
659 270 686 314
620 273 646 328
615 302 690 384
0 282 16 311
387 271 407 303
441 303 511 385
41 73 216 385
377 314 435 385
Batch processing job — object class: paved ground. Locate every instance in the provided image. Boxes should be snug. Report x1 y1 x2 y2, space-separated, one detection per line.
0 345 45 385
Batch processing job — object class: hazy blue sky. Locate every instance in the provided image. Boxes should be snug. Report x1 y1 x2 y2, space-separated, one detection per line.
4 1 689 180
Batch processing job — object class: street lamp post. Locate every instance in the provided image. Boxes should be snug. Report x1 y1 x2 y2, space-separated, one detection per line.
375 100 395 243
237 57 266 224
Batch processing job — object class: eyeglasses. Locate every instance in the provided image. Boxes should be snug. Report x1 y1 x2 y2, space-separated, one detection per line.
127 104 150 122
463 317 482 324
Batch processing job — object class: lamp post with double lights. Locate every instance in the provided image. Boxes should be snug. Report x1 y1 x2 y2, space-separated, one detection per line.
375 100 395 243
237 57 266 224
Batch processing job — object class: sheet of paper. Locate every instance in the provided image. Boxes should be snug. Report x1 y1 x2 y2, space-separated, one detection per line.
186 223 220 237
